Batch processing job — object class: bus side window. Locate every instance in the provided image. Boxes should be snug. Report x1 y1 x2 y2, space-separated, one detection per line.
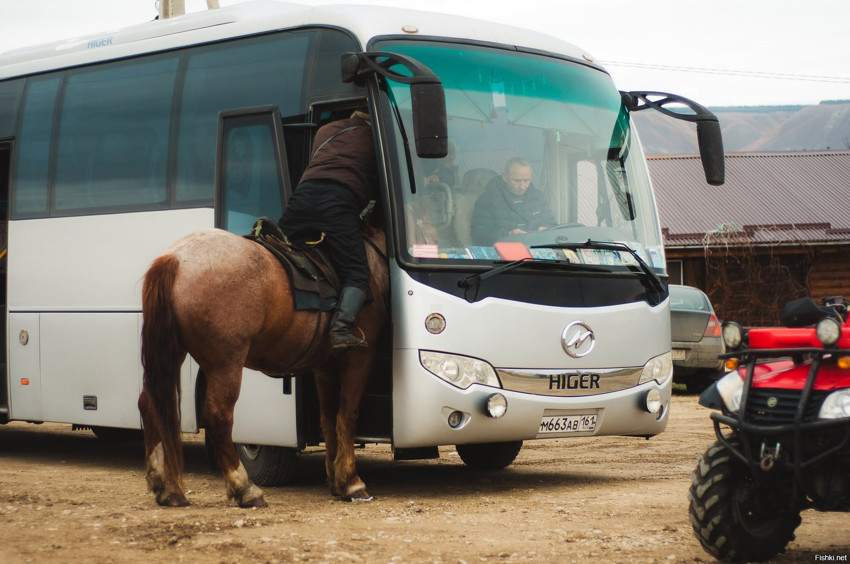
54 55 177 214
176 32 311 205
11 76 60 218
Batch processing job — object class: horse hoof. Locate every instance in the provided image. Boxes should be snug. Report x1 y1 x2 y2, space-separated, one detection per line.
236 488 268 508
157 493 190 507
238 496 268 509
341 487 373 502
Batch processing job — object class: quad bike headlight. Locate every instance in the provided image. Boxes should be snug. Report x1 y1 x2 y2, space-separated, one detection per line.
721 322 745 350
818 389 850 420
816 317 842 347
715 371 744 413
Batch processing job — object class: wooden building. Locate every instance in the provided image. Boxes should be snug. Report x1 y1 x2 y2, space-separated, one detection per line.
648 150 850 326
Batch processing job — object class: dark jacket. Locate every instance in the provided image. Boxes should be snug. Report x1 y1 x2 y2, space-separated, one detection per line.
299 115 377 207
470 176 556 245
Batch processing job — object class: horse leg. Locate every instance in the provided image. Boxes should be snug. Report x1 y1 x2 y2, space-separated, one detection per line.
313 369 342 497
138 386 189 506
319 360 373 502
202 368 267 508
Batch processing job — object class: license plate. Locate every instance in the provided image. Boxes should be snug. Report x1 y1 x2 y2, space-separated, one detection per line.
672 349 687 361
539 414 597 434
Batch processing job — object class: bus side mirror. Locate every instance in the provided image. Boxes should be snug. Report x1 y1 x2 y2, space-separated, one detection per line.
342 51 447 159
696 120 724 186
623 91 725 186
410 82 448 158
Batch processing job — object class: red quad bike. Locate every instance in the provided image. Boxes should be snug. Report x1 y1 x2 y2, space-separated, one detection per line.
689 296 850 562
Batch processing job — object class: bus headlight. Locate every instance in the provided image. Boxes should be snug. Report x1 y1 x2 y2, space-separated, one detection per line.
715 371 744 413
638 352 672 385
419 351 500 389
485 393 508 418
818 390 850 420
644 389 662 414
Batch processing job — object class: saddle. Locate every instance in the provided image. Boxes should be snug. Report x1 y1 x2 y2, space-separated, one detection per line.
246 218 340 311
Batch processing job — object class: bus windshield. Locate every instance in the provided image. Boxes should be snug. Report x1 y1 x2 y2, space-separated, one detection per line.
379 41 665 272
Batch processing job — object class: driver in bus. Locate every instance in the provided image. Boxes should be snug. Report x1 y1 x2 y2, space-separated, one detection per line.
278 110 376 350
470 157 556 246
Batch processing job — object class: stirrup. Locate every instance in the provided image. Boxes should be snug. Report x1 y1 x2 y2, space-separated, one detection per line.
330 326 368 350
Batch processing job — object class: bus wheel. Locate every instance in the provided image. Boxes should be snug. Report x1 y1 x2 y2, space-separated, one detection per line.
237 444 298 487
90 426 143 441
689 438 801 562
456 441 522 470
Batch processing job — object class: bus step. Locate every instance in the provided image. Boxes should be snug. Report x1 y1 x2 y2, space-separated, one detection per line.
393 446 440 461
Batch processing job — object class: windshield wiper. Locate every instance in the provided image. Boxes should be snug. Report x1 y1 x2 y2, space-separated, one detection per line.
531 240 667 305
457 257 611 303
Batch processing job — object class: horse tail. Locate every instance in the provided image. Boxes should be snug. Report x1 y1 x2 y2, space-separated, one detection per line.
140 254 185 478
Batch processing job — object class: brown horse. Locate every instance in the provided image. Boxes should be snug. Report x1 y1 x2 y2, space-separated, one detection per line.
137 225 388 508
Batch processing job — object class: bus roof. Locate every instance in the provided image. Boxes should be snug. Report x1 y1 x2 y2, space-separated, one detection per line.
0 1 600 80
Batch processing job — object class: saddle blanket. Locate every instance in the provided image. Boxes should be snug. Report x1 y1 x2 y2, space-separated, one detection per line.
246 218 339 312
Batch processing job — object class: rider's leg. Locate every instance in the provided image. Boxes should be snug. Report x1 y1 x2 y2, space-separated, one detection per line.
329 285 368 349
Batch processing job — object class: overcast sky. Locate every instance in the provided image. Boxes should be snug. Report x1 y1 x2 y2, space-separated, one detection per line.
1 0 848 107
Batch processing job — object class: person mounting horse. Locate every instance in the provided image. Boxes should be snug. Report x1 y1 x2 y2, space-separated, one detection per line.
137 110 388 508
279 110 377 350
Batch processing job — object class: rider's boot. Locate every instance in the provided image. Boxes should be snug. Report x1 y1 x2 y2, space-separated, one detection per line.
329 286 368 350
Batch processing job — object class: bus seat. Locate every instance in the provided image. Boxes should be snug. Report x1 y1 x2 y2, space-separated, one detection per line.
453 168 496 247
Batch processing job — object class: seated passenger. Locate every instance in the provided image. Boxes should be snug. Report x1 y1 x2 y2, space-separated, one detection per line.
470 157 556 245
422 139 459 188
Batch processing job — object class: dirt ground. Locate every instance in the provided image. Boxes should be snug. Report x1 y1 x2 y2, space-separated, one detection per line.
1 393 848 564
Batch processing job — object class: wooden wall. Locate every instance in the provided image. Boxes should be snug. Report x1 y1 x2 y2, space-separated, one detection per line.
666 245 850 327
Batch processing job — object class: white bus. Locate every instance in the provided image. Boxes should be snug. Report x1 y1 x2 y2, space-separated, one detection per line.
0 1 723 480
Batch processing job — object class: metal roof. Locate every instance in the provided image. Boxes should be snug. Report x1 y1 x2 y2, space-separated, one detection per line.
648 151 850 248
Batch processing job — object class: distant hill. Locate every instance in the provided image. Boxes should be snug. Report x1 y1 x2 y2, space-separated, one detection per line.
632 100 850 154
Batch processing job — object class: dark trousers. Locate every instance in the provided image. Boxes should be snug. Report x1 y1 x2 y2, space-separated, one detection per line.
279 180 371 293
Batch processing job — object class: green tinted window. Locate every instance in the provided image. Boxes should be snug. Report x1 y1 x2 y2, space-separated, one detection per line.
176 32 310 203
54 55 178 213
12 76 60 217
377 40 664 271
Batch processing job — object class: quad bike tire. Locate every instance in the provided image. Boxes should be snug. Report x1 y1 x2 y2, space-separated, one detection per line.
688 438 802 562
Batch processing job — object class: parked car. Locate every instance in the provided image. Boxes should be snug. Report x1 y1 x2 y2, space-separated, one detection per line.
669 284 725 393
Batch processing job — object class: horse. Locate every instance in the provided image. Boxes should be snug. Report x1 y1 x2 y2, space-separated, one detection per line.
137 224 388 508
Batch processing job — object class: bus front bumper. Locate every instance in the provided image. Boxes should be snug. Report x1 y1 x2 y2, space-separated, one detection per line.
391 351 672 448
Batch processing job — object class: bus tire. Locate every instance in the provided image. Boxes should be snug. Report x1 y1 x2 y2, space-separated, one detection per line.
90 426 143 441
236 444 298 487
688 438 801 562
456 441 522 470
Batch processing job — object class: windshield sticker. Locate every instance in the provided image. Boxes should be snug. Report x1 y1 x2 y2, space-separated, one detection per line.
529 247 560 261
411 244 440 258
649 248 664 268
467 246 501 260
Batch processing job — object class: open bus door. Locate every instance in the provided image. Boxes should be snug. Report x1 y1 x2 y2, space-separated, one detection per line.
0 142 8 423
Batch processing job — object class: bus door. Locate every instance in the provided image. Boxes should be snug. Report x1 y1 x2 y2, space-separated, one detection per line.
0 142 8 422
213 106 301 448
216 106 290 234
